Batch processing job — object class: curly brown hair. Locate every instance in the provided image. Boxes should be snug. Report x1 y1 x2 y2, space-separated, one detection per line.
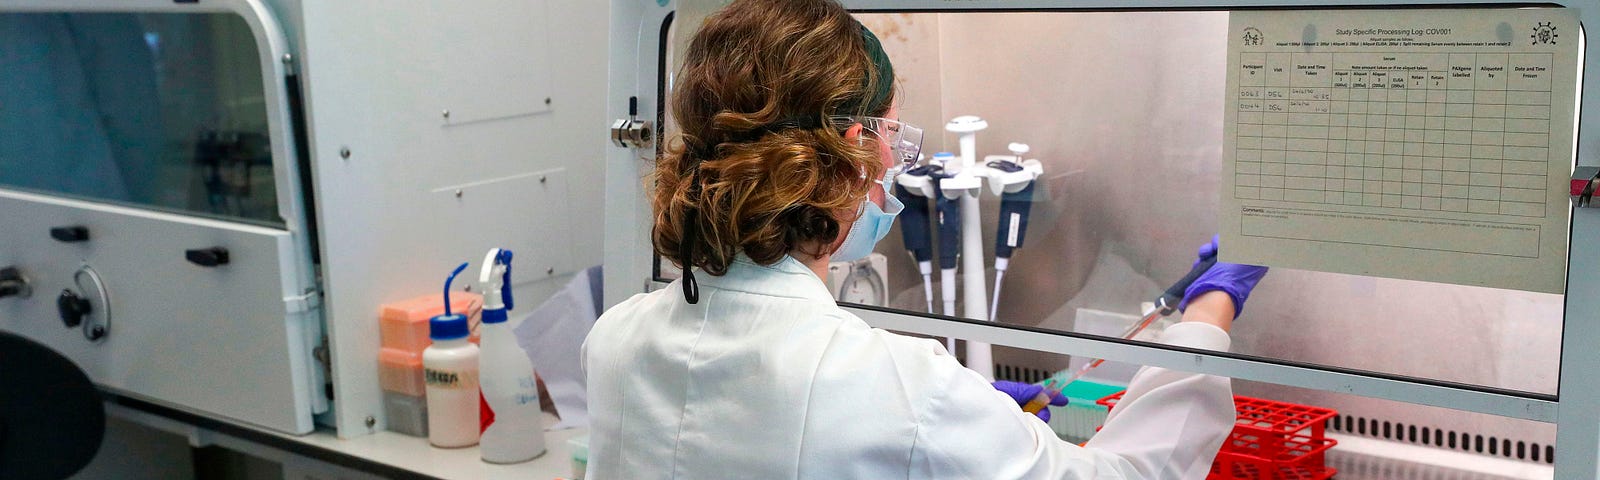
653 0 895 279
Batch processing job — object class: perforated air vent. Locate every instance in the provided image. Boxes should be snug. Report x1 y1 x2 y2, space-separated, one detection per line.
994 364 1053 384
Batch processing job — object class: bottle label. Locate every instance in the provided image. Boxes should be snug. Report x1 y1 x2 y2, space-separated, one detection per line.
425 368 479 390
1007 213 1022 247
516 377 541 405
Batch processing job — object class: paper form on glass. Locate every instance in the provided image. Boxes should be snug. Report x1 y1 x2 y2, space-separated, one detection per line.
1220 9 1579 294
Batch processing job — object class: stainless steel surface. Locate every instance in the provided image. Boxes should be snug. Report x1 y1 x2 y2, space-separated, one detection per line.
858 8 1562 390
611 118 655 149
1328 450 1530 480
856 9 1563 448
852 306 1556 422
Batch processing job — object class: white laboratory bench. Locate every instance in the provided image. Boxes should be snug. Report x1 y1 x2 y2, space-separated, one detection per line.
105 394 584 480
101 392 1554 480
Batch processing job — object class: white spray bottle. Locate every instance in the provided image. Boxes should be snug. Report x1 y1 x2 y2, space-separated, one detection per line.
477 248 547 463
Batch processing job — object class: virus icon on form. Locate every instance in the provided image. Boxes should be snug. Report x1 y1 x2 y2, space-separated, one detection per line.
1531 22 1557 45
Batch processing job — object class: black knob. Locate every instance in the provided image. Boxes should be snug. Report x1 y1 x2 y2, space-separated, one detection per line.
49 226 89 243
57 290 91 328
185 247 230 267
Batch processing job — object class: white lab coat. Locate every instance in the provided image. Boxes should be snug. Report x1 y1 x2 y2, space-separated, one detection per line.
583 255 1234 479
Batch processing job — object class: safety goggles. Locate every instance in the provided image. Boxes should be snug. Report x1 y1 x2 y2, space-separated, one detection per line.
834 116 924 178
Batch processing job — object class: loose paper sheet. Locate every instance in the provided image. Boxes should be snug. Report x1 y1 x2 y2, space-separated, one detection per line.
514 265 603 429
1221 9 1578 293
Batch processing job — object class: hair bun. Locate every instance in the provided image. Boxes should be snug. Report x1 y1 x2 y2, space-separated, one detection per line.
650 0 894 275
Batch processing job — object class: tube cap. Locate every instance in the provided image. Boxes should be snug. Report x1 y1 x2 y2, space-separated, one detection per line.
429 313 470 340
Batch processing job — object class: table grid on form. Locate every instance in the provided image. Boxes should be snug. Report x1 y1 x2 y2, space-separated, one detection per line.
1234 52 1554 218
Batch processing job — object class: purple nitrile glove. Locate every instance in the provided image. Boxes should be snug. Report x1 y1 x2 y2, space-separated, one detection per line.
1178 235 1269 319
991 380 1069 423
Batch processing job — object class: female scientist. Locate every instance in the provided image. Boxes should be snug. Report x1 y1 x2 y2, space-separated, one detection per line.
582 0 1268 478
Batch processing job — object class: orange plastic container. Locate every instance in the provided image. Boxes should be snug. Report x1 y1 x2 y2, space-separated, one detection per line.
378 347 427 396
380 292 483 352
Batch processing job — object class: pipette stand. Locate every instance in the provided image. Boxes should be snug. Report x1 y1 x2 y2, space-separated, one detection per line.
894 163 939 199
939 116 1043 382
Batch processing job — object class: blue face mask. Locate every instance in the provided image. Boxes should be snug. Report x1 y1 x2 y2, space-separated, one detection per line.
832 190 904 263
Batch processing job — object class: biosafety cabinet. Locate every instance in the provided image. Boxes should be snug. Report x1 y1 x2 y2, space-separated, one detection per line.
604 0 1600 478
0 0 608 440
7 0 1600 478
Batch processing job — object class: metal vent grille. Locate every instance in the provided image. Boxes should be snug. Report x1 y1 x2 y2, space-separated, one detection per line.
994 363 1053 384
1329 414 1553 465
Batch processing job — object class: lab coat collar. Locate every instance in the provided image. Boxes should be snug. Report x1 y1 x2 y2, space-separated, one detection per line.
695 254 837 303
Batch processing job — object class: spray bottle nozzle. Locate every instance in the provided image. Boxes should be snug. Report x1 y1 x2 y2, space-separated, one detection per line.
479 248 517 318
497 249 514 311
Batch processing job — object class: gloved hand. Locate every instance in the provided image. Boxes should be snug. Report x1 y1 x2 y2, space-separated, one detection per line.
992 380 1068 423
1178 235 1268 319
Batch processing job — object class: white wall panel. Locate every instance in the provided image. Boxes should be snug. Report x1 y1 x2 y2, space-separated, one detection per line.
297 0 610 437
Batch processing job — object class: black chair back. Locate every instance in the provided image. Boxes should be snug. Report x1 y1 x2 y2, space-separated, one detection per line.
0 331 104 480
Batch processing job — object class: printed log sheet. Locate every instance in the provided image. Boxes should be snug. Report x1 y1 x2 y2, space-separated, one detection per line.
1222 9 1578 293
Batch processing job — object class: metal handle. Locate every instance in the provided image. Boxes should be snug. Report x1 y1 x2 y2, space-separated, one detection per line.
72 265 111 342
0 267 30 299
185 247 231 267
611 96 654 149
49 226 89 243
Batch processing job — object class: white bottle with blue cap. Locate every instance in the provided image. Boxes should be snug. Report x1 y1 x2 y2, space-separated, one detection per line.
477 248 546 463
422 262 481 448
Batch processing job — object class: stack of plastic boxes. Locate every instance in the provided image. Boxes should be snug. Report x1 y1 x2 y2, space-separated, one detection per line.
378 292 483 436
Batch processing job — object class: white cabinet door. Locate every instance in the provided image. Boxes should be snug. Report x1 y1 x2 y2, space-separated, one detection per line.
0 0 321 434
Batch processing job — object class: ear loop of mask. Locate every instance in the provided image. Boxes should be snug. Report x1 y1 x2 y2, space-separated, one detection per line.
857 123 904 185
680 169 702 304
